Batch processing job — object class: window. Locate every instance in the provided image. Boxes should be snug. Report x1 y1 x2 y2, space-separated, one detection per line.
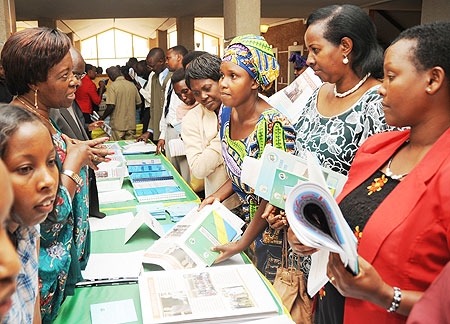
81 28 149 71
167 30 221 56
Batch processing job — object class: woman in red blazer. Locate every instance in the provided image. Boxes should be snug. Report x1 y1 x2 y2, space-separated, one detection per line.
289 22 450 324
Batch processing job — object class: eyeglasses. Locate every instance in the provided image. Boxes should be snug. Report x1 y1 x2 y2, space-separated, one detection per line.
73 72 87 80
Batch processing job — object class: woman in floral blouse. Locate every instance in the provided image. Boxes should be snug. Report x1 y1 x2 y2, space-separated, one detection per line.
2 27 112 323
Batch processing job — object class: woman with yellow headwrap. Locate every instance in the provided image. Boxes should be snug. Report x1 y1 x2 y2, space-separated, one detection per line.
207 34 296 282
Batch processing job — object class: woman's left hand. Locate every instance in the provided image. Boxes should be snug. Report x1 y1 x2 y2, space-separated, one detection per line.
261 203 288 230
327 253 392 308
88 120 105 131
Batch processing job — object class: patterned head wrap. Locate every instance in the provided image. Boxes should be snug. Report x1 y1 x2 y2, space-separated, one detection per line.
288 52 307 69
222 34 279 91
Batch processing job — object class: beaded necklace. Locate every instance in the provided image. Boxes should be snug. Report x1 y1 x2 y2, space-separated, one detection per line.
334 73 371 98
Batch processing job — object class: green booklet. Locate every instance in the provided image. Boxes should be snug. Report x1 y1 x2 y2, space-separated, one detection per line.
143 201 245 270
242 146 348 209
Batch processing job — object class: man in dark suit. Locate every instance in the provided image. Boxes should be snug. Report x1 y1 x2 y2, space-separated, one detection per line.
50 47 106 218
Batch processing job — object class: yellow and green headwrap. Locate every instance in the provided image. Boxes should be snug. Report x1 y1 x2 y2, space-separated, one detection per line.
222 34 279 91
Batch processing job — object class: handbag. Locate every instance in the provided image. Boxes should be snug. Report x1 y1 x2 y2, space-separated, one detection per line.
272 230 313 324
189 171 204 193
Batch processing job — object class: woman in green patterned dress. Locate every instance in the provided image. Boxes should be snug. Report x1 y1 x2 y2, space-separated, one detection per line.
1 27 112 323
204 35 296 282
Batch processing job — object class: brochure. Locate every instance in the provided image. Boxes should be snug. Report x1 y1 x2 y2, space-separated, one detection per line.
138 264 279 324
126 158 162 166
95 145 128 192
268 67 322 124
91 111 112 137
128 164 166 173
122 142 157 155
130 170 173 181
124 210 166 243
241 146 347 209
142 201 245 270
90 299 138 324
285 152 358 297
168 138 185 157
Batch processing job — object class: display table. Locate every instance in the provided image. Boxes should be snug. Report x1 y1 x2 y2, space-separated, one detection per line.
52 142 285 324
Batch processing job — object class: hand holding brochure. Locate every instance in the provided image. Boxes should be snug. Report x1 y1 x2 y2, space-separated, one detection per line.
285 152 358 297
268 67 322 124
143 201 245 270
241 146 347 209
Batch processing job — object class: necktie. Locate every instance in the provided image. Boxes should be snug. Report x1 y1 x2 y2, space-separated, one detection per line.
164 82 173 118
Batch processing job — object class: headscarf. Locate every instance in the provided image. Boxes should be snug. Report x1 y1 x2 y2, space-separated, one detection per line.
288 52 307 69
222 34 279 91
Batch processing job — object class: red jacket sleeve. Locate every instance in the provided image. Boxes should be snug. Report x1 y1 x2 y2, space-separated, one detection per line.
87 81 101 106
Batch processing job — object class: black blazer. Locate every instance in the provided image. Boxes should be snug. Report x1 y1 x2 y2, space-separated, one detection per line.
50 100 89 141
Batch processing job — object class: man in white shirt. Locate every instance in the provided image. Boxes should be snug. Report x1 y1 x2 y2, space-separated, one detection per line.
135 60 154 139
156 45 189 182
157 45 188 153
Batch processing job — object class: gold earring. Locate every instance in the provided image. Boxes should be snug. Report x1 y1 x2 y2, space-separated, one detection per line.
34 89 39 109
343 55 349 65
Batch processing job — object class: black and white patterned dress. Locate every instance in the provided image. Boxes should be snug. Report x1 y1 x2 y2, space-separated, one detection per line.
291 84 394 276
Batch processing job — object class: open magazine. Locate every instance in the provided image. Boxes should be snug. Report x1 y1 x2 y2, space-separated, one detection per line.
241 146 347 209
138 264 279 324
142 201 245 270
268 67 322 124
285 152 358 297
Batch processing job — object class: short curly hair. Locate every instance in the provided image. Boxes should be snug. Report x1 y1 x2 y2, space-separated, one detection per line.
393 22 450 81
185 53 221 89
1 27 71 96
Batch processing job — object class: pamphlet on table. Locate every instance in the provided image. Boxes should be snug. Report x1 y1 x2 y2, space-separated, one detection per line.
128 162 186 203
95 144 128 192
138 264 279 324
90 299 138 324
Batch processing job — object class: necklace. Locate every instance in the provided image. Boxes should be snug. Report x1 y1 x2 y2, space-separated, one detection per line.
15 96 58 133
385 140 410 180
334 73 371 98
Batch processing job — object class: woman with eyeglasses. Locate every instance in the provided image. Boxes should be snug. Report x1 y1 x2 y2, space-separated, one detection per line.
1 27 113 323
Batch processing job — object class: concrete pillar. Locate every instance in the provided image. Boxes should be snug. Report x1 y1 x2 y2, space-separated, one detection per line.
0 0 16 48
155 29 167 52
421 0 450 23
65 32 74 45
176 16 194 50
149 37 157 49
38 18 57 29
74 40 81 51
224 0 260 46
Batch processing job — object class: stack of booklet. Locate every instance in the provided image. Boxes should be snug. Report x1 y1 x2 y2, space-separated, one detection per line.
128 160 186 203
138 264 280 324
95 142 128 192
142 201 245 270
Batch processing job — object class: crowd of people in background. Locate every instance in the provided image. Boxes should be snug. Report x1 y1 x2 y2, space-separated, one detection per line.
0 4 449 324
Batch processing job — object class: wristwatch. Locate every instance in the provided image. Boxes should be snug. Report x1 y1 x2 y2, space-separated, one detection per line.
62 169 84 187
